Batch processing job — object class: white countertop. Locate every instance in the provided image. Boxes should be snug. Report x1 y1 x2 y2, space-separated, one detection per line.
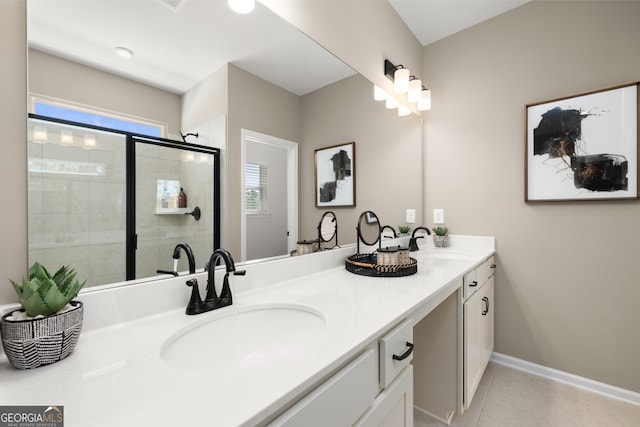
0 236 494 426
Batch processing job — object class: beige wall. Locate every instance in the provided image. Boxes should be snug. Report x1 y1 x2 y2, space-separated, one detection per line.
300 73 422 242
423 0 640 392
0 1 27 306
29 49 182 137
262 0 423 103
181 64 228 132
227 65 302 258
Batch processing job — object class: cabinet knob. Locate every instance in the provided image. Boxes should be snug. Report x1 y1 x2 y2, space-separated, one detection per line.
491 264 496 269
392 341 414 361
469 281 478 287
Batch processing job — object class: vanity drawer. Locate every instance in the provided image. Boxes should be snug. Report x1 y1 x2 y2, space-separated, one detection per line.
269 349 377 427
463 269 478 300
477 255 495 284
379 319 414 389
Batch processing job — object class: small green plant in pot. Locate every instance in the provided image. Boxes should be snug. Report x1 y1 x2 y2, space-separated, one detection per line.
398 225 411 234
2 262 86 369
432 226 449 247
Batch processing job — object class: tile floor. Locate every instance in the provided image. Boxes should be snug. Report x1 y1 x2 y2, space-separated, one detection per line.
415 362 640 427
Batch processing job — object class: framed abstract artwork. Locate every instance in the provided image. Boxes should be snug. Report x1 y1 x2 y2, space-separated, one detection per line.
525 82 639 202
315 142 355 207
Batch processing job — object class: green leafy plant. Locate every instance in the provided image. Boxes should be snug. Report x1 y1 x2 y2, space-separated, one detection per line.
10 262 86 317
398 225 411 234
433 226 448 236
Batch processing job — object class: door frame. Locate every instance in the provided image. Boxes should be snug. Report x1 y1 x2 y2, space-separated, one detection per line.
240 129 298 261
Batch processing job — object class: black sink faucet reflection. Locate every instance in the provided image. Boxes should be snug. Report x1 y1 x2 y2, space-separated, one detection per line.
185 248 246 315
409 227 431 251
157 242 196 277
174 242 196 274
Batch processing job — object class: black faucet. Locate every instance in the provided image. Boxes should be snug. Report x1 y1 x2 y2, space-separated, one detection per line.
157 242 196 277
173 242 196 274
409 226 431 251
381 225 397 239
185 248 246 315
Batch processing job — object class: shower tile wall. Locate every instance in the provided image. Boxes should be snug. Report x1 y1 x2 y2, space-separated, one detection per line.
28 121 127 286
28 119 215 287
136 144 214 277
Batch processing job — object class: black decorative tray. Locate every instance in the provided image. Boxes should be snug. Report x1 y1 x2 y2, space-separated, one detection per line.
345 253 418 277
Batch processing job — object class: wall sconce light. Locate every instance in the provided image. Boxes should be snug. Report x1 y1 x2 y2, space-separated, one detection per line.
408 78 422 103
385 96 399 109
398 105 412 117
373 85 388 101
383 59 433 113
418 88 432 111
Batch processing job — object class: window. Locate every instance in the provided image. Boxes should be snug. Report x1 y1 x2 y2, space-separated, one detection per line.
245 163 268 214
30 96 165 138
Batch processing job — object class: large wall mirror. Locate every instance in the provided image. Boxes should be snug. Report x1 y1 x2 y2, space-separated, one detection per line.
27 0 423 290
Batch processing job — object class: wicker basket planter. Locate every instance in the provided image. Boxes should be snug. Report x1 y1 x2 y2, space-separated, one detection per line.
1 301 83 369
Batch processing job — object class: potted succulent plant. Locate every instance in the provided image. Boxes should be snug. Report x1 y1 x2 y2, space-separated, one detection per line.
397 225 411 235
432 226 449 247
1 262 86 369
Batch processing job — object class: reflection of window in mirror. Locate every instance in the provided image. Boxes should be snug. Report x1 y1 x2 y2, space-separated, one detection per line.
245 163 268 214
30 95 166 138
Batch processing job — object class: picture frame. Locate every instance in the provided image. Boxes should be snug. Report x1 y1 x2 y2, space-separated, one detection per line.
525 82 639 202
315 142 355 207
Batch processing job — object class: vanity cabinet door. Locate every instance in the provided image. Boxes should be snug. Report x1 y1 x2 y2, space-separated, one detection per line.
269 349 377 427
463 275 494 409
354 365 413 427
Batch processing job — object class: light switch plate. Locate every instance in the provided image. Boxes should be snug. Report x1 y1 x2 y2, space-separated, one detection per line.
433 208 444 224
406 209 416 223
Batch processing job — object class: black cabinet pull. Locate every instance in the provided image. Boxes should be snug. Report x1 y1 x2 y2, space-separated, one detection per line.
491 264 496 269
482 296 490 315
392 341 414 361
469 281 478 287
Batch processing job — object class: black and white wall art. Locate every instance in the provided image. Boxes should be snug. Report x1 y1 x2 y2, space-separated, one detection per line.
526 82 639 201
315 142 355 207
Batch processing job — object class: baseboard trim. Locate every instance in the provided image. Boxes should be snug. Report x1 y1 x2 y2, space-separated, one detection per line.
413 404 454 426
491 352 640 406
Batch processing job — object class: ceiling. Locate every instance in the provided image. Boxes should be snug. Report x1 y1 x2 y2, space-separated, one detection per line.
27 0 530 96
388 0 531 46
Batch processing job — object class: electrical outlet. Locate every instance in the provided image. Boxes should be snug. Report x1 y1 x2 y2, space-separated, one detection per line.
406 209 416 224
433 208 444 224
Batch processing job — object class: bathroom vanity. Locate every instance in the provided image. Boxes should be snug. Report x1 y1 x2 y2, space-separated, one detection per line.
0 235 495 426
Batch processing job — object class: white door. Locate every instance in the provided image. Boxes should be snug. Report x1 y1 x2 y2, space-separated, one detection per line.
242 130 298 261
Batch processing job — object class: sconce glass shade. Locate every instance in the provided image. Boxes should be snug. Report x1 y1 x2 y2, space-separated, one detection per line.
394 67 410 94
385 96 399 109
418 89 432 111
228 0 255 14
398 105 411 116
408 79 422 103
373 85 387 101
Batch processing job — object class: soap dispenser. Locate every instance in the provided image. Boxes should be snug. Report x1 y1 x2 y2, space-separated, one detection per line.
178 187 187 208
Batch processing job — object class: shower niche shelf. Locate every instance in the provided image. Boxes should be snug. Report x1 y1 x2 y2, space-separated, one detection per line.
155 207 190 215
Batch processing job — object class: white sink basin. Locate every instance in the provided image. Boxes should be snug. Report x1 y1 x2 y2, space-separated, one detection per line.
161 304 326 372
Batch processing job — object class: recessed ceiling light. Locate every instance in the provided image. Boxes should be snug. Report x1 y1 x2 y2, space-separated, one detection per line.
115 46 134 59
228 0 254 14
